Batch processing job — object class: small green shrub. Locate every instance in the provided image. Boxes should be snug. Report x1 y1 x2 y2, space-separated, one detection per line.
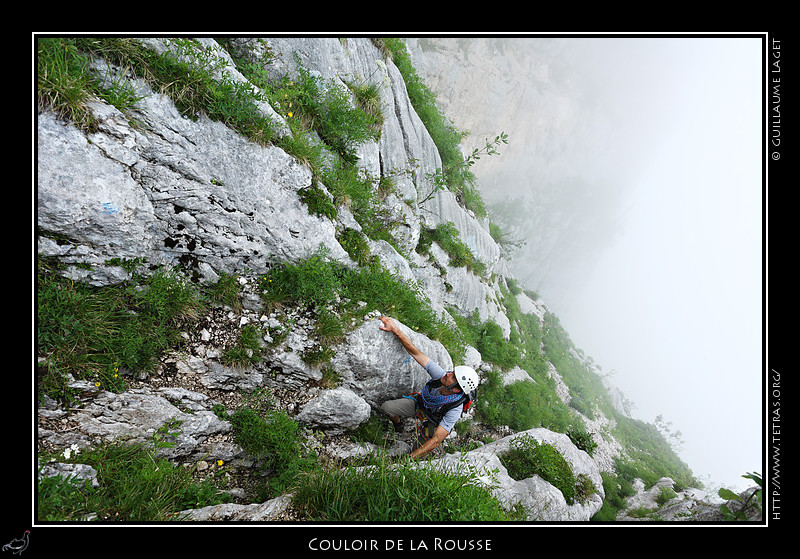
229 398 319 498
575 473 598 505
475 370 572 433
449 310 518 371
37 38 103 129
656 485 678 506
718 472 763 521
416 222 486 276
349 415 395 447
60 37 280 145
273 59 380 163
476 321 518 370
338 228 372 266
567 427 598 457
319 160 398 244
345 78 383 135
205 272 242 311
628 506 659 519
259 250 343 312
591 471 632 521
501 434 583 505
257 250 459 357
298 183 338 221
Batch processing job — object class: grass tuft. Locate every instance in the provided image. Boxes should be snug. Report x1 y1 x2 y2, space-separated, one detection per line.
292 455 523 521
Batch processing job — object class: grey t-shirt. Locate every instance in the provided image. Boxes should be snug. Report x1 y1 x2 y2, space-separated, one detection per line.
421 360 463 433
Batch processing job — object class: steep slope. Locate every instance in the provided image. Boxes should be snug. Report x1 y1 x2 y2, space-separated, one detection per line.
36 37 710 523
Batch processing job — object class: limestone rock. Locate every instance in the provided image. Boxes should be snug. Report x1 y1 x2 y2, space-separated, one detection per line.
38 462 100 488
501 366 534 386
417 427 604 521
295 388 371 434
37 78 349 286
180 494 294 521
38 386 232 463
332 318 453 407
36 37 716 524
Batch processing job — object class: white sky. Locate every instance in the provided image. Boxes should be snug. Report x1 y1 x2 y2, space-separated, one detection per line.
553 37 763 493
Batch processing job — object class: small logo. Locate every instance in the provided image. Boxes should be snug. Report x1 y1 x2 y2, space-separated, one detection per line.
2 531 29 555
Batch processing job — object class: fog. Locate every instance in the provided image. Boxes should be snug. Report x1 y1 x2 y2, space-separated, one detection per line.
407 36 763 493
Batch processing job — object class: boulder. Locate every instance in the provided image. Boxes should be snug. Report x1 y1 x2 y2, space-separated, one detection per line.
332 318 453 407
501 366 534 386
295 388 371 434
38 462 100 488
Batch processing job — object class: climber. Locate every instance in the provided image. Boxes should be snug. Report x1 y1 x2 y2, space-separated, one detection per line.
378 316 479 460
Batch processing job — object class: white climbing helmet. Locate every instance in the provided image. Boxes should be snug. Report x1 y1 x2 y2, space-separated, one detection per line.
453 365 480 392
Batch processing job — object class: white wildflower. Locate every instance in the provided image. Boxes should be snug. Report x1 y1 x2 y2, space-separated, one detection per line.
63 443 80 460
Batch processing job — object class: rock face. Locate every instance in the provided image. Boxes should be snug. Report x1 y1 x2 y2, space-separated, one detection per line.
37 37 510 329
37 87 345 286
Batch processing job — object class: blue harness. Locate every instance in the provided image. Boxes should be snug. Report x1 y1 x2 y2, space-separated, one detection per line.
404 378 475 440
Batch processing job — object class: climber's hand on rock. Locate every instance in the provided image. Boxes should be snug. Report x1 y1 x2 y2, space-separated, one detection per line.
379 316 397 333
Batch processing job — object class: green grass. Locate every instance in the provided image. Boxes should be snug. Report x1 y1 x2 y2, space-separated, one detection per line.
476 370 573 433
221 323 265 367
227 391 320 500
257 55 382 163
317 159 399 245
449 310 520 372
258 249 461 356
37 439 227 521
37 38 103 129
204 271 243 311
417 221 487 277
37 37 282 145
591 471 636 521
292 455 524 521
36 257 204 401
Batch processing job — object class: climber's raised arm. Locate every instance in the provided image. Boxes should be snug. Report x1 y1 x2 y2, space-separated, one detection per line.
378 316 430 368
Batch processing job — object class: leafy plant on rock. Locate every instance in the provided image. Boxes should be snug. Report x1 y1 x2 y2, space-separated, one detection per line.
718 472 763 521
567 427 598 457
